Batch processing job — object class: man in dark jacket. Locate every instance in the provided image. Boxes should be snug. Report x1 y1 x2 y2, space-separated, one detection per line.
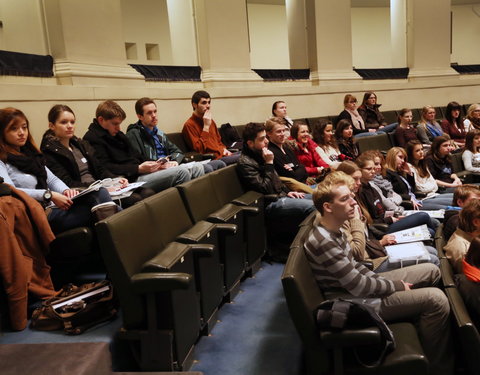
237 122 314 228
83 100 190 193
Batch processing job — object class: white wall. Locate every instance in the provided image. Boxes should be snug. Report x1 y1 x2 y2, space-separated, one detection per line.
351 7 391 68
121 0 173 64
0 0 47 54
247 3 290 69
451 4 480 65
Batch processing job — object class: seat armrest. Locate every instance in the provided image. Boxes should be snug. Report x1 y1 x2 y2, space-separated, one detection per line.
235 205 259 214
320 327 381 347
176 220 217 244
188 243 214 257
232 191 263 206
214 223 237 234
131 272 191 293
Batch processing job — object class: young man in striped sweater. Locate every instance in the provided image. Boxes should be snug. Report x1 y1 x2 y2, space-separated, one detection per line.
304 171 453 375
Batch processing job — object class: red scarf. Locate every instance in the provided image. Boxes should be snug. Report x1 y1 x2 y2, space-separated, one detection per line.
463 259 480 282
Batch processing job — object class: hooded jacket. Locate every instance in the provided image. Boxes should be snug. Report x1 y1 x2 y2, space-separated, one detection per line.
126 121 184 163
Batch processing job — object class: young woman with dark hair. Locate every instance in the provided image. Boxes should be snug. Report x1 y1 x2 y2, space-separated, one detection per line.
393 108 421 147
41 104 154 208
441 101 466 147
406 140 455 201
334 119 359 160
312 121 342 169
357 91 397 133
426 134 462 192
0 107 118 234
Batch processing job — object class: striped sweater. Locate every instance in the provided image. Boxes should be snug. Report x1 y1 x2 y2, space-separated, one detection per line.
304 224 404 297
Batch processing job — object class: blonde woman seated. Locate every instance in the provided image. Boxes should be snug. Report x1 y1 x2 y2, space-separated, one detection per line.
416 106 444 145
464 103 480 132
312 120 342 169
462 130 480 177
443 199 480 273
385 146 453 210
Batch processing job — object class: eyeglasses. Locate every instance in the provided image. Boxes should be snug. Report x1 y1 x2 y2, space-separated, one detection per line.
348 100 357 103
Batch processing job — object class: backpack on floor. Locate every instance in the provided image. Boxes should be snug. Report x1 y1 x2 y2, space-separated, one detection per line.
315 298 395 368
30 280 118 335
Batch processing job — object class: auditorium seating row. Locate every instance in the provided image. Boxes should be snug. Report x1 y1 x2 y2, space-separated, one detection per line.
280 217 480 375
94 165 266 371
434 225 480 375
281 213 429 375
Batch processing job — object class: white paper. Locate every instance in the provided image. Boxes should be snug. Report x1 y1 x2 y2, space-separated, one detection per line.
389 224 431 244
403 209 444 219
385 241 429 262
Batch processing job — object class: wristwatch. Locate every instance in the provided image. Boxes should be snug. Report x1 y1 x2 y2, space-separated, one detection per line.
43 189 52 204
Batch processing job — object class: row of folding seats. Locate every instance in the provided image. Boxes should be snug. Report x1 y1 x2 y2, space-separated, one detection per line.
435 225 480 375
95 165 266 371
281 213 428 374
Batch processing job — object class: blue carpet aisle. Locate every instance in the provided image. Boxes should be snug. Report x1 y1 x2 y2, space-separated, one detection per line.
191 262 303 375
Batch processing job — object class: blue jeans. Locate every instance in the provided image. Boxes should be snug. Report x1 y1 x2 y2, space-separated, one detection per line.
203 160 226 173
137 165 190 192
420 193 454 210
220 151 241 165
48 187 113 234
265 195 315 222
386 211 437 237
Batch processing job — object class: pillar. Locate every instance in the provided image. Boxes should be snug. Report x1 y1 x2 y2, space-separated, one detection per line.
285 0 308 69
307 0 361 83
406 0 457 77
193 0 261 87
42 0 142 85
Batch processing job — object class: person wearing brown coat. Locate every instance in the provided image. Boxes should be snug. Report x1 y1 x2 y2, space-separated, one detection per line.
0 180 56 330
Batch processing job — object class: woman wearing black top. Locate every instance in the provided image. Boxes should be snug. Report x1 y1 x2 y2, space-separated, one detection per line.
426 134 462 193
41 104 154 208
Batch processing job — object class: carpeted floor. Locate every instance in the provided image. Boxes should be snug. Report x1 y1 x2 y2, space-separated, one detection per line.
190 262 303 375
0 262 303 374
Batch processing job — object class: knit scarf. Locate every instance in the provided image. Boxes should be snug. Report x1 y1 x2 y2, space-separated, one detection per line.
346 109 365 130
6 148 48 189
463 259 480 282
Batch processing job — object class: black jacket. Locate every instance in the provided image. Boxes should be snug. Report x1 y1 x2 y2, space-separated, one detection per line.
268 142 308 183
83 119 145 182
385 169 416 201
358 182 393 224
40 130 115 188
357 103 386 130
236 145 289 196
